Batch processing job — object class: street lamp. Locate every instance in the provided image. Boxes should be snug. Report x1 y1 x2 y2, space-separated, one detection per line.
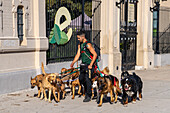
150 0 160 54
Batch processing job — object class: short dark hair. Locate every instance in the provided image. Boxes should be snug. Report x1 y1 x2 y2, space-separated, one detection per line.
77 30 85 36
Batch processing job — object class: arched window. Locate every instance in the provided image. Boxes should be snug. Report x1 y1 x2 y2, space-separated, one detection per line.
17 6 24 44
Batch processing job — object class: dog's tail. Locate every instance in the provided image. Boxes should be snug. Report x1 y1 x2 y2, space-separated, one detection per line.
41 62 46 75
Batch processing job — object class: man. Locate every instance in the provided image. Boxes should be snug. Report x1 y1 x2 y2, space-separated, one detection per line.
70 30 97 102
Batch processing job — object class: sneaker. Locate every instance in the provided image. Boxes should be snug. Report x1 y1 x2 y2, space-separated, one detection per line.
83 96 91 102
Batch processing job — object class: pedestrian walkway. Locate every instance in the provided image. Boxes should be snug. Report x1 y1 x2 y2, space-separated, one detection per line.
0 66 170 113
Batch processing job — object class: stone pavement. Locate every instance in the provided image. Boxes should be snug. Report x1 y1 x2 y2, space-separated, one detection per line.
0 66 170 113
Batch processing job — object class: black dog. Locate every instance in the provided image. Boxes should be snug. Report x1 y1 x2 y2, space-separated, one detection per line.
121 71 143 106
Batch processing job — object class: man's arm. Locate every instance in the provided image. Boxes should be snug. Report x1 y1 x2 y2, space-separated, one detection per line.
70 45 81 67
87 43 97 69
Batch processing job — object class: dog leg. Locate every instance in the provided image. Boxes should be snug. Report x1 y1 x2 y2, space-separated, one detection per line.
57 91 60 102
122 94 128 107
92 88 94 99
53 89 58 102
78 85 82 95
72 85 75 99
110 90 114 102
40 89 44 100
48 89 52 103
114 87 118 103
139 89 142 101
44 89 47 101
62 90 66 99
124 97 128 107
132 93 137 104
98 94 104 107
37 87 41 98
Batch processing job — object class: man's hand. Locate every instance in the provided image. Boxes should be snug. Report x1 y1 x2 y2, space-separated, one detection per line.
88 65 92 69
70 62 74 68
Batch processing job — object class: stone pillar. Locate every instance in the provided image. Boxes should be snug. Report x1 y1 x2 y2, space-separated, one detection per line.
109 0 121 76
100 0 121 76
0 0 3 37
32 0 47 69
136 0 154 69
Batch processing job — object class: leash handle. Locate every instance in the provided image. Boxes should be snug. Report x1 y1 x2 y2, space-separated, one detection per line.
89 69 91 79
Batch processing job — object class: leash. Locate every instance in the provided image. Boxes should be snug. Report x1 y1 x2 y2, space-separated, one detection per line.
62 77 79 83
81 51 103 77
58 70 80 79
59 67 80 75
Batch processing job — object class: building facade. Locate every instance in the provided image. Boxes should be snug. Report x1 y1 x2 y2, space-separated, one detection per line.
0 0 170 94
0 0 48 94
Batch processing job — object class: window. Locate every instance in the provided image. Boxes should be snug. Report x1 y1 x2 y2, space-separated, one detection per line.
153 11 158 38
17 6 24 44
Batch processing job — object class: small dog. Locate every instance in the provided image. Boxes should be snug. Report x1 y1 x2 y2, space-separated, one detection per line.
30 74 44 98
121 71 143 106
97 75 122 107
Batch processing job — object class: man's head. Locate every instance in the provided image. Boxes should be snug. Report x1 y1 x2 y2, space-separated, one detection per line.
77 30 86 42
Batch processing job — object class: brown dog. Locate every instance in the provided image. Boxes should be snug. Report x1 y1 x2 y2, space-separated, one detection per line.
30 74 44 98
97 75 122 107
40 73 59 103
91 67 110 99
60 68 82 99
70 68 82 99
51 77 66 102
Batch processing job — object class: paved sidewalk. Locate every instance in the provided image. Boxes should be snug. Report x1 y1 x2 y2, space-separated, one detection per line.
0 66 170 113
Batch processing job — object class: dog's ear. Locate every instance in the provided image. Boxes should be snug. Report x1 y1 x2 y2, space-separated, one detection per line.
31 77 32 80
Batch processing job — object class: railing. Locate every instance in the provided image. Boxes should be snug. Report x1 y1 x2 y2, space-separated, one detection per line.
153 31 170 54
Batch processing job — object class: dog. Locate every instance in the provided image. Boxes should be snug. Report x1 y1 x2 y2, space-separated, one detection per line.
51 77 66 102
61 67 82 99
70 68 82 99
40 73 59 103
121 71 143 106
97 75 122 107
91 67 110 99
30 74 44 98
40 62 61 103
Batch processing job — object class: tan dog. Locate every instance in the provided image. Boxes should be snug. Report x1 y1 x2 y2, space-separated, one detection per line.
30 74 44 98
40 62 66 102
40 73 59 103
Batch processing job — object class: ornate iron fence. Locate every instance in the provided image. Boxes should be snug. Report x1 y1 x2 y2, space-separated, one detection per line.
46 0 101 63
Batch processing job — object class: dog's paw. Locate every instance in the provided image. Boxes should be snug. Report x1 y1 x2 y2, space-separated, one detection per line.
132 101 136 104
72 97 75 99
45 98 47 101
139 98 142 101
123 104 128 107
98 104 102 107
49 101 52 103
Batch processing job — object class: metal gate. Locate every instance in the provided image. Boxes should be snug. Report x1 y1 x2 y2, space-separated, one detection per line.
46 0 101 64
117 0 138 71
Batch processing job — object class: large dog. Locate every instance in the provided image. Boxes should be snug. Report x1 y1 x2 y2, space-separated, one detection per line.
97 75 122 107
40 73 59 103
121 71 143 106
40 62 62 103
30 74 44 98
